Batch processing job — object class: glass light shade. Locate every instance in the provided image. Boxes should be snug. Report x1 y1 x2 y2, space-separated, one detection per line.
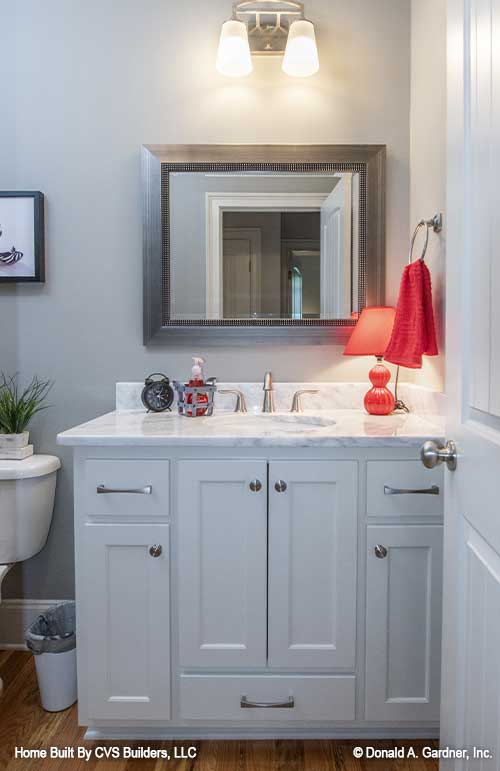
282 20 319 77
216 20 253 77
343 307 396 357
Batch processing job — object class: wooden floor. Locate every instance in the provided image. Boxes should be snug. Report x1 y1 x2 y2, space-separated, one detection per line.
0 651 439 771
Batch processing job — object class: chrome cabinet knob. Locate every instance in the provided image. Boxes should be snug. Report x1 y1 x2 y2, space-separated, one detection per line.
275 480 287 493
421 440 457 471
249 479 262 492
374 544 388 559
149 544 162 558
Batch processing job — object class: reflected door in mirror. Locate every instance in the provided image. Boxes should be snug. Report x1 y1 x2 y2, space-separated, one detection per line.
222 228 262 319
169 171 360 321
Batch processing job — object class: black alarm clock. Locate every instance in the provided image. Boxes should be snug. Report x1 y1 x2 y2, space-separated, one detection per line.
141 374 174 413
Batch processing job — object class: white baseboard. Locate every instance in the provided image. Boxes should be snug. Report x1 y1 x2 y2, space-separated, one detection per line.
85 727 440 741
0 599 72 649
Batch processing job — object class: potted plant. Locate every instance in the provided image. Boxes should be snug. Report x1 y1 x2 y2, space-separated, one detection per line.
0 374 52 457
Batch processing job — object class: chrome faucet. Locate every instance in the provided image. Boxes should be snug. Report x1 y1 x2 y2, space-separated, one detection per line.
262 371 275 413
290 389 320 413
219 389 247 413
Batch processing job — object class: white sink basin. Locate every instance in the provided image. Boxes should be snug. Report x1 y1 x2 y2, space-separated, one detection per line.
208 412 336 432
254 413 336 427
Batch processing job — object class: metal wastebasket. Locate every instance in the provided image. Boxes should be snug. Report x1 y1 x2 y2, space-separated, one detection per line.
26 601 77 712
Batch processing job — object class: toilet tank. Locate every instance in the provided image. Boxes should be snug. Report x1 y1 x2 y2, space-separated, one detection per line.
0 456 60 564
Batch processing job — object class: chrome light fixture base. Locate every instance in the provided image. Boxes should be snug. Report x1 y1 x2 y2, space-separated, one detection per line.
233 0 304 54
217 0 319 77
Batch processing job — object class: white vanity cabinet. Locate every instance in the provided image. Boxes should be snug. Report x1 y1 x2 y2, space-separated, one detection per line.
68 442 444 739
82 523 171 721
177 460 268 669
365 525 443 722
178 459 358 672
267 461 357 669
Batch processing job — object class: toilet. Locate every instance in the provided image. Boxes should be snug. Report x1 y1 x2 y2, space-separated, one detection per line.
0 455 61 694
0 455 61 566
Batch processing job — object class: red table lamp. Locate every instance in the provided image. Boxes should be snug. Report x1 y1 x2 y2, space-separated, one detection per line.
343 306 396 415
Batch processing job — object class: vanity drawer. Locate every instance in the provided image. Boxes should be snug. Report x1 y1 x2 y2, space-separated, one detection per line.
366 461 443 518
84 459 170 517
180 674 356 721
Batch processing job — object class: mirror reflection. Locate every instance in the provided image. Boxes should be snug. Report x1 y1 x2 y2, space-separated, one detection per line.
169 171 360 320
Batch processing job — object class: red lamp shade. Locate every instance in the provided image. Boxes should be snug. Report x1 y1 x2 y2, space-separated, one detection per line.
344 306 396 416
343 306 396 357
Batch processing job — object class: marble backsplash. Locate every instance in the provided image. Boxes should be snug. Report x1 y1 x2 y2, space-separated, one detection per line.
117 381 445 420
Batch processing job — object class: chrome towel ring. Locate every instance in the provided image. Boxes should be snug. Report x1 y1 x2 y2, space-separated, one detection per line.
408 213 443 264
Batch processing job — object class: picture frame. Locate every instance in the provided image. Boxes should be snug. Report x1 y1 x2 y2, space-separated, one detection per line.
0 191 45 283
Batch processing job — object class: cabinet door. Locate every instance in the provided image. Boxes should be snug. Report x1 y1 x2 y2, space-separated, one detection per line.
365 525 443 721
268 461 358 669
83 523 170 721
178 460 267 669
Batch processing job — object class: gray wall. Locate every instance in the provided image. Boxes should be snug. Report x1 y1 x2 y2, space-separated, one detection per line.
0 0 411 600
410 0 447 391
0 17 17 377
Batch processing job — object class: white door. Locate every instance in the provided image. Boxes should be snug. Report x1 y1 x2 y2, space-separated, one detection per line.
177 460 267 669
82 523 171 721
320 175 352 318
222 227 262 318
267 461 357 669
442 0 500 762
365 525 443 722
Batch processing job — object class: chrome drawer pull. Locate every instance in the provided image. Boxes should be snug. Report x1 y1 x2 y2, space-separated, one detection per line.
241 696 294 709
384 484 439 496
97 485 153 495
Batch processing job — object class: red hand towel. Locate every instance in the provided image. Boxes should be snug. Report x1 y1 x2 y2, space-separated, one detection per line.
384 260 438 369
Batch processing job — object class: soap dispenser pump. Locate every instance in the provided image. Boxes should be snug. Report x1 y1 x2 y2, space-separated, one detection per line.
186 356 209 417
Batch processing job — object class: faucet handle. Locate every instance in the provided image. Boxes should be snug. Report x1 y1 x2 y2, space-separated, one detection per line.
263 371 273 391
262 372 275 413
219 389 247 413
290 390 320 413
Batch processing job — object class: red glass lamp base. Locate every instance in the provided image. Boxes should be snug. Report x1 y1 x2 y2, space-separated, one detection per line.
364 359 395 416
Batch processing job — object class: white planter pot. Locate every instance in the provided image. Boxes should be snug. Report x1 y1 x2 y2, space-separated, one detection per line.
0 432 29 450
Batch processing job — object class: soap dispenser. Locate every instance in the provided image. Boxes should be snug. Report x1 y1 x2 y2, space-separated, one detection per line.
186 357 209 417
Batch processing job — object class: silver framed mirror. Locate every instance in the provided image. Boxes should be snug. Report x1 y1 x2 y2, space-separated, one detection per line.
142 145 385 345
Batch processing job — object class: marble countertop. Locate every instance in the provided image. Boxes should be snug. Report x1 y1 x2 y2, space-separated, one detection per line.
57 408 444 448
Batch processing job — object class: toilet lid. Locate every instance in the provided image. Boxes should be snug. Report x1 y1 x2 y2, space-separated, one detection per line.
0 454 61 481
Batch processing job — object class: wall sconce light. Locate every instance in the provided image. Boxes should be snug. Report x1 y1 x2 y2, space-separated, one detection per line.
216 1 320 78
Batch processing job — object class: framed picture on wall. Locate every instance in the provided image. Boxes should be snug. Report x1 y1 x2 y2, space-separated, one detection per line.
0 191 45 283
